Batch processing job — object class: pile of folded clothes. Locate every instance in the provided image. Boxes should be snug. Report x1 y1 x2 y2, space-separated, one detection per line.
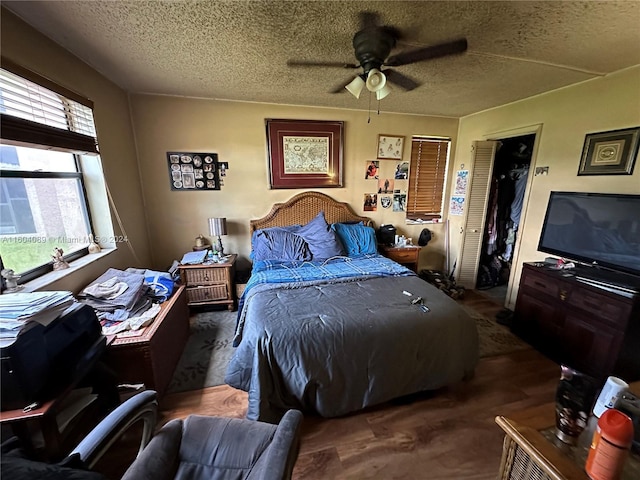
78 267 174 335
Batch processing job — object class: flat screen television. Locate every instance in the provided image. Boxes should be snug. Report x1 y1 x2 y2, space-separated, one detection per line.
537 192 640 286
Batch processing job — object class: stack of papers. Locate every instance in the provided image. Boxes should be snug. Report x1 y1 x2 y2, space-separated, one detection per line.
0 291 75 348
180 250 207 265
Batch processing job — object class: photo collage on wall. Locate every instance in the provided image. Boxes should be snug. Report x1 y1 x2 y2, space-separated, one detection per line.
449 169 469 215
364 157 408 212
167 152 229 191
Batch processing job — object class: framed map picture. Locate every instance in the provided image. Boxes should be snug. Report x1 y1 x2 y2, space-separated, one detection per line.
266 119 344 188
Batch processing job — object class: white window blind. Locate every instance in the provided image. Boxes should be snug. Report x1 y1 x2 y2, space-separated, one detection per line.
0 69 95 137
0 61 97 153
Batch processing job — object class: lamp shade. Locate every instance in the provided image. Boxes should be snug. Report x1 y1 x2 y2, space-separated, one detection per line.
345 75 365 98
208 217 227 236
366 69 386 92
376 83 392 100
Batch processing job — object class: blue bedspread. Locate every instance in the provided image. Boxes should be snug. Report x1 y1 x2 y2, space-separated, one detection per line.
249 254 413 282
226 253 479 421
236 254 414 333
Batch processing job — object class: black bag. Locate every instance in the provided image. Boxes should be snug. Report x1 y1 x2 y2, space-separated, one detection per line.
1 303 104 411
418 228 432 246
376 225 396 246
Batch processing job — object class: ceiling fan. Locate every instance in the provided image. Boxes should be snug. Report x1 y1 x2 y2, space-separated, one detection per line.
287 12 468 99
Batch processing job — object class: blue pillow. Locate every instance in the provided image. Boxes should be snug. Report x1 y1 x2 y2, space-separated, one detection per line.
332 222 378 257
251 227 311 261
251 224 300 250
297 211 345 259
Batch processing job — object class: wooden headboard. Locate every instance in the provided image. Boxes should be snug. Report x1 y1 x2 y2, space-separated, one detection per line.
250 191 372 232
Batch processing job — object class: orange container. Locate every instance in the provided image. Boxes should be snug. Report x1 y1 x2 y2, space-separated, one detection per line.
585 408 634 480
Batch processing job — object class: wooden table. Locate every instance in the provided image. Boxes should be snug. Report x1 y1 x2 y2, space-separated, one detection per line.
106 285 189 399
496 381 640 480
379 245 421 272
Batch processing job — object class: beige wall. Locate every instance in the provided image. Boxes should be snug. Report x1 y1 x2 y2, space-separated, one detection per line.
129 95 459 273
454 66 640 308
6 6 637 297
1 9 152 293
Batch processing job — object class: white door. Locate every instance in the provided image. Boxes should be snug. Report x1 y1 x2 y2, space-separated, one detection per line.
456 141 497 288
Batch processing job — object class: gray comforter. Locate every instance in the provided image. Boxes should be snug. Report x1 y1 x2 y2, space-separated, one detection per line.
225 275 479 422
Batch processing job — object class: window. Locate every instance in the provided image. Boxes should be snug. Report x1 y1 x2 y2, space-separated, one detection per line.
406 137 451 221
0 60 99 282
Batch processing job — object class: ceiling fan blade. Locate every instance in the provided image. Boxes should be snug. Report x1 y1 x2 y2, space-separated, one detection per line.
384 69 421 91
384 38 468 67
287 60 359 69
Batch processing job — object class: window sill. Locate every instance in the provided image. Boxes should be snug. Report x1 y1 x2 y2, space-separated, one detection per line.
20 248 117 293
406 219 442 225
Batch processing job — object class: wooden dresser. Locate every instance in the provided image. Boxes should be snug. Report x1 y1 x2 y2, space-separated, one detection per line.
513 263 640 382
106 285 189 398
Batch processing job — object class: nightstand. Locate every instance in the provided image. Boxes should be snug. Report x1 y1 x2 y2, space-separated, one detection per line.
380 245 421 273
178 254 237 311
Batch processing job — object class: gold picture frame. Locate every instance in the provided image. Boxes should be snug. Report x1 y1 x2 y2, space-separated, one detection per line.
377 134 405 160
266 119 344 188
577 127 639 176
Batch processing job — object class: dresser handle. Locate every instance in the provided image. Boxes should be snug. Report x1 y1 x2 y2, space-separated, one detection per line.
204 274 209 281
559 289 567 301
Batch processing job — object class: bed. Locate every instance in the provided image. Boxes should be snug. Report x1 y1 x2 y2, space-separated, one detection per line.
225 191 479 422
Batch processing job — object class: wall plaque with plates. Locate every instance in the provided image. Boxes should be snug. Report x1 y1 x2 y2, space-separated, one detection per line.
167 152 220 190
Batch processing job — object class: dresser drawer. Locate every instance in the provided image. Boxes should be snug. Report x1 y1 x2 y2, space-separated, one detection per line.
186 285 228 304
389 249 418 263
182 267 227 286
567 288 632 329
521 270 560 298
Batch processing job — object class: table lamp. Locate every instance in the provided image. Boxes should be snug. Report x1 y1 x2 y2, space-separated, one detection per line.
208 217 227 255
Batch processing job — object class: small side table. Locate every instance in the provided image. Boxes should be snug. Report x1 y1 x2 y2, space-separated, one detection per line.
380 245 421 273
496 381 640 480
179 254 237 311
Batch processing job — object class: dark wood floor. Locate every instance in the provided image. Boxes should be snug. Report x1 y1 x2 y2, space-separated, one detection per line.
156 290 560 479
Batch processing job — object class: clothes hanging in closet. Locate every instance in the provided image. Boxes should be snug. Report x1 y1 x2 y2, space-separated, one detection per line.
501 166 529 262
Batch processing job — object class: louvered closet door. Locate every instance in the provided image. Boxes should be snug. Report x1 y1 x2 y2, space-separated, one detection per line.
456 141 497 288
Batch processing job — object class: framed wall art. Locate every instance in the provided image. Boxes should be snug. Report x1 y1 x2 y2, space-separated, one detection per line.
377 134 405 160
577 126 639 176
266 119 344 188
167 152 220 190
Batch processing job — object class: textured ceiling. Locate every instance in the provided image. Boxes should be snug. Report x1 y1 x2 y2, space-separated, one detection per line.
4 1 640 117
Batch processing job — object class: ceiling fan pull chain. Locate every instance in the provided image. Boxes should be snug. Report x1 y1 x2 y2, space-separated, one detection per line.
368 91 372 123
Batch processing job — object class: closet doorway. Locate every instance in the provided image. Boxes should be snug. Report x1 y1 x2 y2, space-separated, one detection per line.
475 134 535 305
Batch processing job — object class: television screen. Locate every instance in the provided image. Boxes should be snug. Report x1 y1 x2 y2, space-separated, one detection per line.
537 192 640 278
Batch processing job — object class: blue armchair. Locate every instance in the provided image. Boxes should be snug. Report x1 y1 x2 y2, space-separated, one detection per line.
1 390 303 480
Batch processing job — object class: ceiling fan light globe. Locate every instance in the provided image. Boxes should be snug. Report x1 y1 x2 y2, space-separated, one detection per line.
366 69 386 92
345 76 365 98
376 84 392 100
